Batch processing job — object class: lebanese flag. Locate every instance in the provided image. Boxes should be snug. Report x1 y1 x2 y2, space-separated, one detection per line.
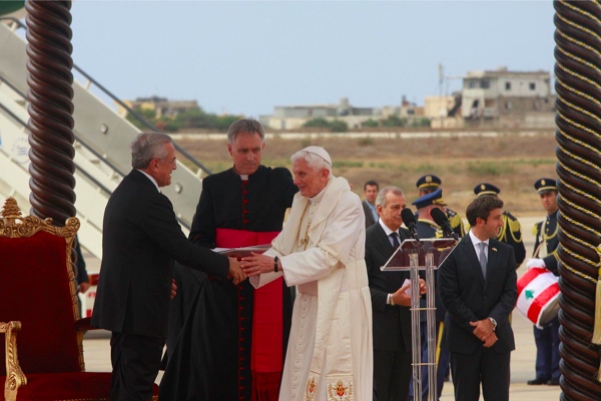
516 266 560 329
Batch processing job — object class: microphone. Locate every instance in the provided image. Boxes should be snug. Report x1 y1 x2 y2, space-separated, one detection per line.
431 208 459 240
401 208 420 241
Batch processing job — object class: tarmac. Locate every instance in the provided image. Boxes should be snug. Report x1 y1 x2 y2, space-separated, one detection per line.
80 216 565 399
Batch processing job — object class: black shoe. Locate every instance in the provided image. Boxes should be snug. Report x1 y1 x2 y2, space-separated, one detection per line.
527 378 548 385
547 378 560 386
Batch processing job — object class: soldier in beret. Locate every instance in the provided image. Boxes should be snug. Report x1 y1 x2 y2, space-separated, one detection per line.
473 183 526 268
415 174 465 238
525 178 560 386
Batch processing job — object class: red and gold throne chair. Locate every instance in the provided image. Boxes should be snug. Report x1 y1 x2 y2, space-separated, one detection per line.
0 197 158 401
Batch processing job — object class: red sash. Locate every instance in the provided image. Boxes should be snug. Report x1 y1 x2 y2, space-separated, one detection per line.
215 228 284 378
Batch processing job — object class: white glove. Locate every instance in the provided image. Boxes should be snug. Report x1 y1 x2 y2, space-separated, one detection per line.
526 258 546 269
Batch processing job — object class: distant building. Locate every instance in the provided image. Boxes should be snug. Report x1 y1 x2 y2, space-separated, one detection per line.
424 94 462 129
119 96 199 119
260 97 423 130
461 67 555 127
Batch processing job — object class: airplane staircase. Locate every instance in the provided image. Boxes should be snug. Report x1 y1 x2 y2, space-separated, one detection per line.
0 17 212 260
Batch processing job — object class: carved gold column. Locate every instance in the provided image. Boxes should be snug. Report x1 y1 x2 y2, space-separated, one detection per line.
554 1 601 399
25 0 76 225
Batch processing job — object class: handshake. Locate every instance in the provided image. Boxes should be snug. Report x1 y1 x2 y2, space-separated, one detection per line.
228 257 247 285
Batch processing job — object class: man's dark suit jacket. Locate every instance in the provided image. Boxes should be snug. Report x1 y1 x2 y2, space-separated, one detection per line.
91 169 230 339
365 223 413 400
438 235 517 355
365 223 412 352
362 200 377 228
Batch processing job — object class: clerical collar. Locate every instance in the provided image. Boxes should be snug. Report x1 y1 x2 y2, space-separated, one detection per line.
137 169 160 193
233 165 258 181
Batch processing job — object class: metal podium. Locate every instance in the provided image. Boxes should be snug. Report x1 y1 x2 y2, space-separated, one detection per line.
382 238 457 401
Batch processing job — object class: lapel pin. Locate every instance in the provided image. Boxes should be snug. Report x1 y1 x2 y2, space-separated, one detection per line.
492 247 497 252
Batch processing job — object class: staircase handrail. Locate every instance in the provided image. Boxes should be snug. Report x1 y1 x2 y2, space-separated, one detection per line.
0 16 212 177
0 84 192 230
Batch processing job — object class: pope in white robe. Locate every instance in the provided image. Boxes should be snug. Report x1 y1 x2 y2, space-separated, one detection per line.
242 146 373 401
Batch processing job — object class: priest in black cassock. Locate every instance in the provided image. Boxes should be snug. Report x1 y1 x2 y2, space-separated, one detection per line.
160 119 297 401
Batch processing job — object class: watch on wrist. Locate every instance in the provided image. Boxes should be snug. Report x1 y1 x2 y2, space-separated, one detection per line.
489 317 497 331
273 256 279 273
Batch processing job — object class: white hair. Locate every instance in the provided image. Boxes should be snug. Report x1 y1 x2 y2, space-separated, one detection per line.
291 149 331 177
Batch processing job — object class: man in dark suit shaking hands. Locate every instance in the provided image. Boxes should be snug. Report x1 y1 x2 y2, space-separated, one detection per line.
365 186 425 401
92 132 245 401
438 196 517 401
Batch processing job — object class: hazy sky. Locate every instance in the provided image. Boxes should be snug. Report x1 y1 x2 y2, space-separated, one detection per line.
69 1 556 118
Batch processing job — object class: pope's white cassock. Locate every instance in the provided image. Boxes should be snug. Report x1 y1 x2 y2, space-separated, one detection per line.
251 175 373 401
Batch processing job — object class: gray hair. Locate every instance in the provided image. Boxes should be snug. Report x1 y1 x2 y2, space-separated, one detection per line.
227 119 265 143
290 149 332 177
376 186 405 207
131 132 173 169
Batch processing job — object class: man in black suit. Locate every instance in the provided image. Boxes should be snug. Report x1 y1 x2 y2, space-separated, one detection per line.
438 195 517 401
365 186 424 401
362 180 379 228
91 132 244 401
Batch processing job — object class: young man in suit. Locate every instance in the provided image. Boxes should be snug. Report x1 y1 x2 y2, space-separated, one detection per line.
362 180 379 228
473 183 526 268
438 195 518 401
91 132 244 401
365 186 425 401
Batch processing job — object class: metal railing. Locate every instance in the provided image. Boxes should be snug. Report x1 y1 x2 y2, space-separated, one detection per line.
0 16 212 177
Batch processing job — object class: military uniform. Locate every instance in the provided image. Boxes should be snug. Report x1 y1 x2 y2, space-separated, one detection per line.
532 210 559 274
473 183 526 267
416 174 465 237
528 178 560 386
408 189 448 401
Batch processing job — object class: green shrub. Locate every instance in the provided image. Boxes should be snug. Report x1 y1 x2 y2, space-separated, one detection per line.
329 120 348 132
302 118 331 128
358 137 374 146
467 161 515 176
362 119 379 128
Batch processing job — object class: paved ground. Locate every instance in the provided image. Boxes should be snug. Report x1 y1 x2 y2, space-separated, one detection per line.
82 311 562 400
81 215 564 399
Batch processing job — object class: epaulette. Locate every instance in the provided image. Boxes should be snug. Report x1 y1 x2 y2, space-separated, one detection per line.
449 213 462 226
503 212 522 242
508 217 521 233
446 208 458 218
532 222 542 236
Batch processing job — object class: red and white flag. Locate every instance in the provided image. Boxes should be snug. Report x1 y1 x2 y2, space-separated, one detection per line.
516 266 560 329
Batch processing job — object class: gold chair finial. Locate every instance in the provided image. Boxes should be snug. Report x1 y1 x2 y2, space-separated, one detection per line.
1 197 22 219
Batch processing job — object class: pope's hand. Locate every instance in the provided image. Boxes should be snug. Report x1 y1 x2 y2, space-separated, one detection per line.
526 258 546 269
